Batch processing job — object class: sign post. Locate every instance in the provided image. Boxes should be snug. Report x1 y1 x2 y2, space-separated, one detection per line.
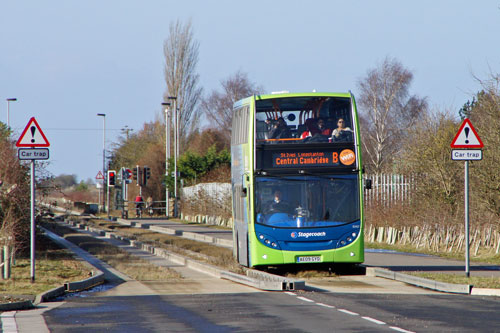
96 171 104 208
16 117 50 283
450 118 483 278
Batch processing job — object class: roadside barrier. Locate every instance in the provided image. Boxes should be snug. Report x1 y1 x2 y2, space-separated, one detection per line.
366 224 500 255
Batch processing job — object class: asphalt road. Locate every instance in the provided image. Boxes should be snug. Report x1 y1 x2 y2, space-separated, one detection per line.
41 291 500 332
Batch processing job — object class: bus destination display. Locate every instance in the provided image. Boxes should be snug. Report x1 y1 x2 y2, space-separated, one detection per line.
272 149 356 168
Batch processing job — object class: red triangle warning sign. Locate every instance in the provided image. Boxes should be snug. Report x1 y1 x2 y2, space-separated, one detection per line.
450 118 483 148
16 117 50 147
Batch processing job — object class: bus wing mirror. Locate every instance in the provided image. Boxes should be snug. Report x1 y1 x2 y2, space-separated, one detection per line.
241 173 249 197
364 178 372 190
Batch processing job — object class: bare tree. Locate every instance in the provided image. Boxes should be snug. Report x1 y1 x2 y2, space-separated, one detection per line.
163 19 203 149
201 70 263 143
467 73 500 219
357 57 427 174
0 124 30 259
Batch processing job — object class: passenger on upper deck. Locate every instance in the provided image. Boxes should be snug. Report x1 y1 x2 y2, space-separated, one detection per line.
300 118 317 138
331 118 353 142
316 119 332 136
265 118 273 131
269 117 291 139
301 118 331 141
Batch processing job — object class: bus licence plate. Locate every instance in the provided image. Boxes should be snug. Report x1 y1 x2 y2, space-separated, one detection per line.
297 256 321 263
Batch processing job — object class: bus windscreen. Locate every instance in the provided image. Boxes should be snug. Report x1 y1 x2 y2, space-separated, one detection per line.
254 175 360 228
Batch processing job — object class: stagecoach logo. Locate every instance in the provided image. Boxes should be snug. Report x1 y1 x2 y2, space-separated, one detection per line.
291 231 326 239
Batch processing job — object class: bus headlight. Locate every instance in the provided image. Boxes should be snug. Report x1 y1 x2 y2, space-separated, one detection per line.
337 231 359 248
257 233 281 250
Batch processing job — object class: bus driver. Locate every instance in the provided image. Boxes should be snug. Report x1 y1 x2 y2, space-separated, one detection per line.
265 190 294 215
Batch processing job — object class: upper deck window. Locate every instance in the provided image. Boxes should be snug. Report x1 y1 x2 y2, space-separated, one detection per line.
256 96 353 145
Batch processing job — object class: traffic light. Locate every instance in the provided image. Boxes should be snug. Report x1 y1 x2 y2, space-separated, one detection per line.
133 166 138 181
125 168 133 184
143 166 151 185
142 165 151 185
107 170 116 187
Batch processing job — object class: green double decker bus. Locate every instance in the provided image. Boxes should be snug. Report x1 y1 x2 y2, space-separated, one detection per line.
231 92 364 267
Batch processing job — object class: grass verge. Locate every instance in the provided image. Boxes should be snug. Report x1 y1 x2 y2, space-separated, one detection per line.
0 233 91 300
404 272 500 289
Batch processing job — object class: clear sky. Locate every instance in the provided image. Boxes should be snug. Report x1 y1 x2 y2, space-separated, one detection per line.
1 1 499 182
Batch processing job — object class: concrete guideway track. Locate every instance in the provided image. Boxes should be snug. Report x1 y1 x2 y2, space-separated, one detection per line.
115 217 500 295
48 220 263 295
62 218 443 295
64 218 304 291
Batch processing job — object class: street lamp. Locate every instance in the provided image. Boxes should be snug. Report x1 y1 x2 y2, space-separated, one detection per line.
167 96 178 217
162 102 171 218
97 113 106 213
6 98 17 128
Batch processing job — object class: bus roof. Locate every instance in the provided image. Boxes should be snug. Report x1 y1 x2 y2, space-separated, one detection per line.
233 92 353 109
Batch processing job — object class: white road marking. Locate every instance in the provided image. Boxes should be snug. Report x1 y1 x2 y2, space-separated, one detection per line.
338 309 359 316
316 302 335 309
284 291 414 333
362 316 386 325
390 326 416 333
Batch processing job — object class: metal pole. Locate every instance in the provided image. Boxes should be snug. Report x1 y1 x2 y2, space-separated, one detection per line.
30 160 35 282
103 117 107 213
176 103 180 157
167 96 177 218
464 160 470 277
173 101 178 217
106 172 110 218
164 105 171 218
97 114 106 212
6 98 17 128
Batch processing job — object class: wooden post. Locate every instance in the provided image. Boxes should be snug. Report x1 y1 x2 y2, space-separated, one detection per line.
0 247 3 280
3 246 10 279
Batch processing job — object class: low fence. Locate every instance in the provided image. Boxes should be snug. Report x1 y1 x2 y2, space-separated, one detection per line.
364 174 415 207
179 213 233 228
366 224 500 255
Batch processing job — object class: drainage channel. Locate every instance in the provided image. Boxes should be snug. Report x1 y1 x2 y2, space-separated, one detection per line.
59 218 305 291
